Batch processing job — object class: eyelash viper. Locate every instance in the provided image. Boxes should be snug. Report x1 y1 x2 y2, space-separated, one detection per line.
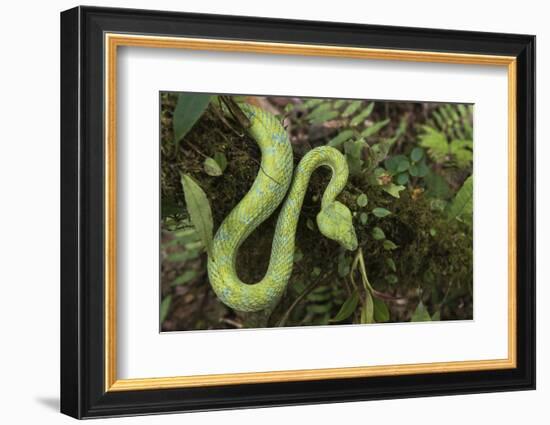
207 103 357 312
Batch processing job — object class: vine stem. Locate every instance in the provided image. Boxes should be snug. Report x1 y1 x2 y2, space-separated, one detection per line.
276 273 331 327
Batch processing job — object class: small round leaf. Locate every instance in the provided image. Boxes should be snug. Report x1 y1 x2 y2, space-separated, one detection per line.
411 147 424 162
372 227 385 240
357 193 369 207
204 157 223 176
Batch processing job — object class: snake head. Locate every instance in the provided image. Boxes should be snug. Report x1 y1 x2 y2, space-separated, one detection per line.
316 201 358 251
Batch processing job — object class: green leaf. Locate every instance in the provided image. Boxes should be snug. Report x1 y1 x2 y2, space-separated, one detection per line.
328 129 354 148
307 102 331 119
337 254 351 277
386 258 396 272
450 139 473 167
361 290 375 324
204 157 223 176
307 291 332 302
384 156 400 174
411 147 424 162
350 102 375 126
383 154 409 174
331 290 359 322
373 297 390 322
180 174 214 255
173 227 200 244
418 125 448 163
372 207 391 218
306 218 316 231
383 240 398 250
430 199 448 212
385 274 398 284
382 183 406 198
173 94 212 143
304 98 323 108
371 227 385 240
424 171 452 199
357 193 369 207
311 267 322 277
446 176 473 224
359 212 369 225
213 152 228 172
160 295 172 323
396 172 409 185
171 270 198 286
432 311 441 321
409 160 429 177
344 140 366 175
396 156 410 173
307 303 333 315
166 249 201 263
293 248 304 263
361 119 390 138
310 110 339 124
411 301 431 322
342 100 362 117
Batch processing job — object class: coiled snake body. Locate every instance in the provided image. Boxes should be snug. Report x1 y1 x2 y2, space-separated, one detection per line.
207 104 357 312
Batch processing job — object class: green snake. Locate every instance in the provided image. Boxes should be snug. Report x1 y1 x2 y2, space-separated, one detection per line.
207 104 358 312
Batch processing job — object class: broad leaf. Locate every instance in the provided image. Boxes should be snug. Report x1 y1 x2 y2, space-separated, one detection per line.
180 174 214 255
331 290 359 322
173 94 212 143
411 301 431 322
373 297 390 322
361 290 375 324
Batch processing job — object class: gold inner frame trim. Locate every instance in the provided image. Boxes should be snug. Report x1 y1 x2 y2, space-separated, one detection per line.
104 33 518 392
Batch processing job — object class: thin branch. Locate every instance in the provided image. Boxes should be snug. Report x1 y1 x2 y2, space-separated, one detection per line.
276 275 329 327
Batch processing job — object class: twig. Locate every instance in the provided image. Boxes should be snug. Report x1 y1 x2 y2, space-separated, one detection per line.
219 318 243 329
185 140 209 159
276 275 329 327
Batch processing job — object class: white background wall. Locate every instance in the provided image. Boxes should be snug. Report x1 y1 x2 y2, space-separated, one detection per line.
0 0 545 423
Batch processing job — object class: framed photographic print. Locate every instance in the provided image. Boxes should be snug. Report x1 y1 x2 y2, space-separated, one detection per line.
60 6 535 419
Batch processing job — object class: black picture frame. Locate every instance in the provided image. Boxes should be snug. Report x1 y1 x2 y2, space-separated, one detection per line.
61 5 535 419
